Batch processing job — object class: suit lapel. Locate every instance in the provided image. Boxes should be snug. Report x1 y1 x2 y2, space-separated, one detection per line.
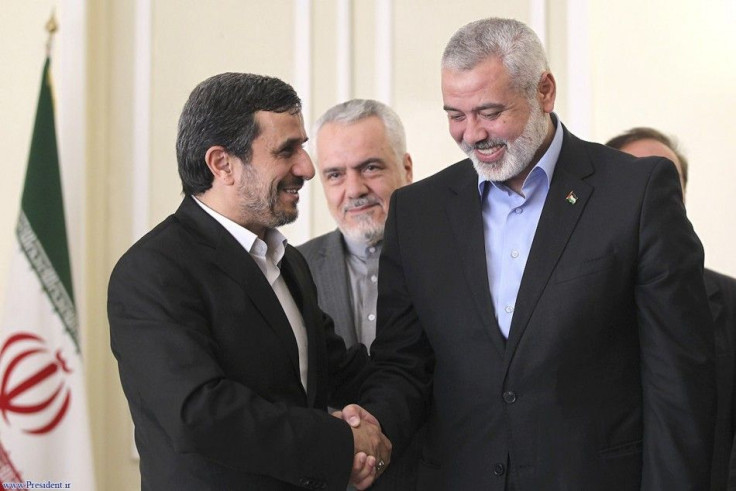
175 197 302 383
316 232 357 347
704 272 723 327
281 248 319 406
445 163 506 357
505 130 594 361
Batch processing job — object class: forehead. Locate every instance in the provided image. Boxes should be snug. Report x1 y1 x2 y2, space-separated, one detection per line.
316 117 394 165
253 110 306 142
441 56 520 108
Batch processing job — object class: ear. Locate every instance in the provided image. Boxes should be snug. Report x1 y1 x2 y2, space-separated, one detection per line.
402 153 414 184
537 71 556 113
205 146 235 185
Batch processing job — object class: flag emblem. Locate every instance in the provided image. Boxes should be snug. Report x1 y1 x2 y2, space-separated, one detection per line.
0 332 72 435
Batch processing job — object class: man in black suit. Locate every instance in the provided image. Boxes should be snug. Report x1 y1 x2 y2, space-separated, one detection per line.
341 17 715 490
108 73 390 490
607 127 736 490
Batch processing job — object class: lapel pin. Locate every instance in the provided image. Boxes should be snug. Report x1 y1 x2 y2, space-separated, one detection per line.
565 191 578 205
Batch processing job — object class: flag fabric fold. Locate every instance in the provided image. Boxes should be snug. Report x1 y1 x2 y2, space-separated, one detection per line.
0 57 95 490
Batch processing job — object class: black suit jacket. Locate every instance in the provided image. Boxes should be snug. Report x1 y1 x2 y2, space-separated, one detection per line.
705 268 736 490
361 128 716 490
108 196 370 490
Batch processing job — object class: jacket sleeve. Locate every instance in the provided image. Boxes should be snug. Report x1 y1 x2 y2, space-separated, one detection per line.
636 158 716 489
358 191 435 453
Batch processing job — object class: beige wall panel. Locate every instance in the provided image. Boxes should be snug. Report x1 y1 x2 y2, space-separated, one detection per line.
311 0 340 115
351 1 378 99
88 1 142 489
546 2 569 121
588 1 736 275
305 0 339 237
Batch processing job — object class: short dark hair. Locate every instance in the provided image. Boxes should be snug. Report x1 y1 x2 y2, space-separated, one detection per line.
176 73 301 195
605 127 689 187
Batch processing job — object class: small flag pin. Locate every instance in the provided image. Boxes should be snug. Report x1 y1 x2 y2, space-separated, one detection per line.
565 191 578 205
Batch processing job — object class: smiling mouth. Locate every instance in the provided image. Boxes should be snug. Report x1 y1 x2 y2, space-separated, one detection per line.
473 142 506 162
347 204 377 213
476 143 504 155
279 178 304 198
344 199 380 214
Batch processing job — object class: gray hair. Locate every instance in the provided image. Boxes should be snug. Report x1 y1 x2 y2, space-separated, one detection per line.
442 17 549 100
313 99 407 164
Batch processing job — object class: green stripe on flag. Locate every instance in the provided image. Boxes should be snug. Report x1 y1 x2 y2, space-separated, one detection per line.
17 57 79 352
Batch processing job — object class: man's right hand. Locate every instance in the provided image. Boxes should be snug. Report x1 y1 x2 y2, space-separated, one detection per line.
332 404 392 489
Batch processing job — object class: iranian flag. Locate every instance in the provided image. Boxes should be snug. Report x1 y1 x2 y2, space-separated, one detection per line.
0 58 95 490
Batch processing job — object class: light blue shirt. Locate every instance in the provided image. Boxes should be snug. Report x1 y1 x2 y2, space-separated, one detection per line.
479 114 563 339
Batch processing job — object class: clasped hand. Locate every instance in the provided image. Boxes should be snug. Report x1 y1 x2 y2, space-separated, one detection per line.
332 404 392 490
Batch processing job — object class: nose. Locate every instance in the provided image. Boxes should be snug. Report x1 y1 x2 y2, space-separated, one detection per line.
344 170 368 198
293 150 315 180
463 115 488 146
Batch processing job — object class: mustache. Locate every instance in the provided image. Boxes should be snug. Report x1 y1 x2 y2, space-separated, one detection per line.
343 197 380 212
277 176 305 190
463 139 507 151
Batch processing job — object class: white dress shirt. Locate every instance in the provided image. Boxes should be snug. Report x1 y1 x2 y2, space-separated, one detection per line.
193 196 308 389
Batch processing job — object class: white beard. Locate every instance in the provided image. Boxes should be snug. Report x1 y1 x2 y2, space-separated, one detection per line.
338 203 385 246
462 102 549 183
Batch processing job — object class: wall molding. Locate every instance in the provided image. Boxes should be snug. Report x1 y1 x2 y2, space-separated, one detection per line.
291 0 313 243
57 1 87 335
374 0 393 104
528 0 548 47
565 0 592 139
132 0 151 241
336 0 352 101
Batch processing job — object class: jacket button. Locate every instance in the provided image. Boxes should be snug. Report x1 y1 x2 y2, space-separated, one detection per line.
299 478 325 489
493 463 506 476
502 391 517 404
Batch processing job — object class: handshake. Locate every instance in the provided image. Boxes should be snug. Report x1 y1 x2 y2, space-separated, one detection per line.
332 404 393 490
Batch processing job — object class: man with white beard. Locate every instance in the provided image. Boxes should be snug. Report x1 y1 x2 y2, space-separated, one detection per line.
299 99 413 351
339 17 716 490
299 99 417 490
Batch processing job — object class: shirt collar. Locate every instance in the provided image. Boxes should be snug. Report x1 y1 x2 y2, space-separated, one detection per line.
192 195 287 264
342 235 382 259
477 112 564 196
